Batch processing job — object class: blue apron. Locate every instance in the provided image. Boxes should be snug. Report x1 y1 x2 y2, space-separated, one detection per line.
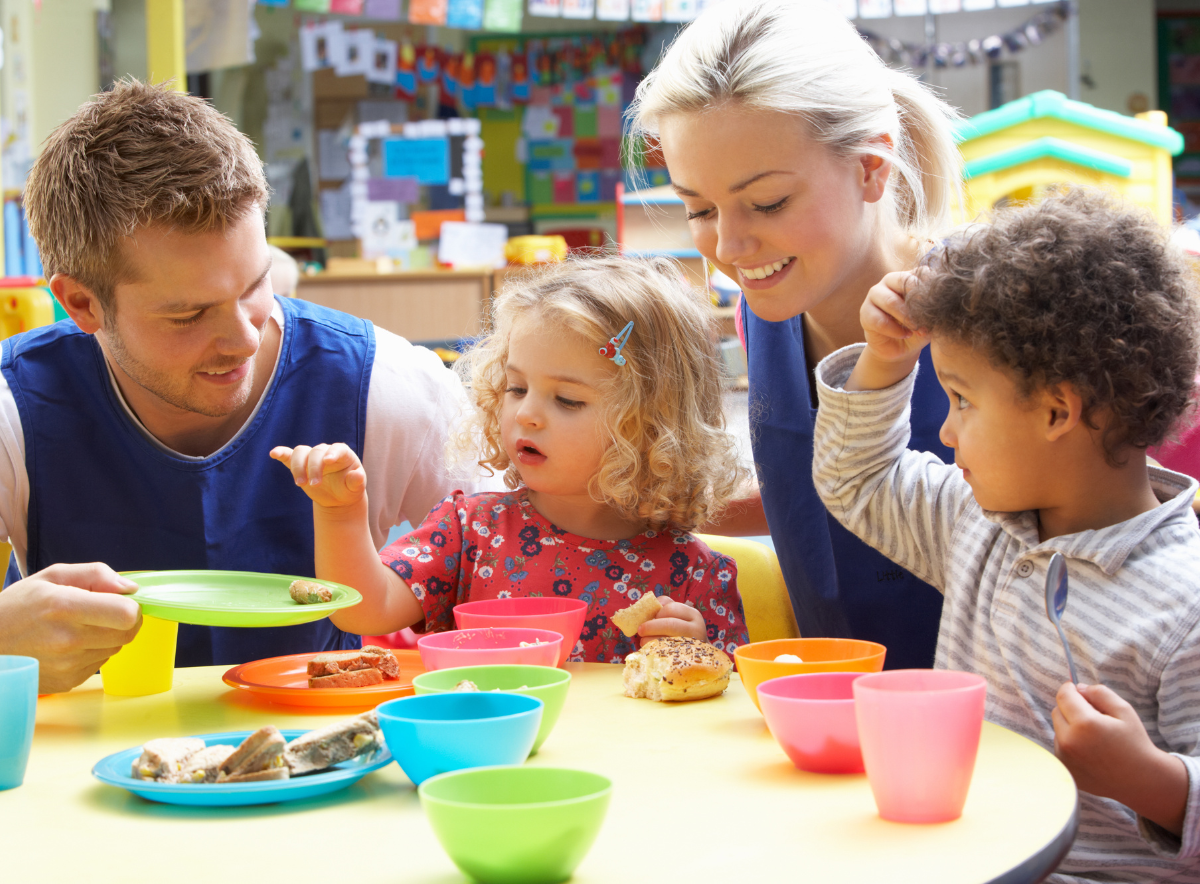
3 296 374 667
742 295 949 669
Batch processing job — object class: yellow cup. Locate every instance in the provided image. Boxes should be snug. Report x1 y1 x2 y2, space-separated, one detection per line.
100 614 178 696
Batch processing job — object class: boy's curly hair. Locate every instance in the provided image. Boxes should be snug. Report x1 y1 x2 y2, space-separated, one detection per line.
906 188 1200 464
451 255 746 533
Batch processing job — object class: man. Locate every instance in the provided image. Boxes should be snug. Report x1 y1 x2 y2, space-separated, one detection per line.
0 81 479 692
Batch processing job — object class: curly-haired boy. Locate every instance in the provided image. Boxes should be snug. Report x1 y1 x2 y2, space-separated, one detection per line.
813 189 1200 883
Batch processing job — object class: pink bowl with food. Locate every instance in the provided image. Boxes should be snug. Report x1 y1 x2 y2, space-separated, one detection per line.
417 628 562 671
453 598 588 667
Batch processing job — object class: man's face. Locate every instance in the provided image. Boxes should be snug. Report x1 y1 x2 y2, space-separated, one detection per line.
98 210 275 421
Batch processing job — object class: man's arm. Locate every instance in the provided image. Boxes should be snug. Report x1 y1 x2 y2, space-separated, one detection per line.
698 492 769 536
0 563 141 693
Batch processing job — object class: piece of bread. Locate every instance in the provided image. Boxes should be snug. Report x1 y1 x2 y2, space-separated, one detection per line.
284 711 383 775
623 637 733 702
308 668 384 689
131 737 206 781
165 744 236 784
290 579 333 604
306 646 399 682
219 767 290 784
217 726 287 782
611 593 664 638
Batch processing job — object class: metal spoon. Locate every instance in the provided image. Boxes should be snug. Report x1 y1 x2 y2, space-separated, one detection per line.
1045 552 1080 685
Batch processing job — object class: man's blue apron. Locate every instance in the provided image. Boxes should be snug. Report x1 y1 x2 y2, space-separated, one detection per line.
2 296 374 667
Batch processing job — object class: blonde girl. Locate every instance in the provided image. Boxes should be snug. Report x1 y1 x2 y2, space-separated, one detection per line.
271 256 749 663
626 0 963 670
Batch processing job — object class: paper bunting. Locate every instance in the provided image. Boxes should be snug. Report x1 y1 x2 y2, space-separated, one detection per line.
409 0 448 24
363 0 402 17
596 0 629 19
446 0 485 28
528 0 562 15
484 0 524 30
563 0 595 18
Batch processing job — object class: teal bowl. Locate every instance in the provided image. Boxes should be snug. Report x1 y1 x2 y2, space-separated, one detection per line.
419 765 612 884
412 664 570 754
375 692 542 786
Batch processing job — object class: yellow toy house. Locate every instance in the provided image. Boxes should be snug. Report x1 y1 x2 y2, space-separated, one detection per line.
955 90 1184 227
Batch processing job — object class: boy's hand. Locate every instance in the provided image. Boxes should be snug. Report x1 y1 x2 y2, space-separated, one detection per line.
636 596 707 646
270 443 367 510
846 271 931 392
1053 681 1187 835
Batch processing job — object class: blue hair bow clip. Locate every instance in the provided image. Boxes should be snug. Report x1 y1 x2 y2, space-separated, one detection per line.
599 321 634 367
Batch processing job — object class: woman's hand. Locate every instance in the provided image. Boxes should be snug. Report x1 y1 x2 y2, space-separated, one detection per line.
846 271 931 392
270 443 367 510
1053 681 1188 835
636 596 707 645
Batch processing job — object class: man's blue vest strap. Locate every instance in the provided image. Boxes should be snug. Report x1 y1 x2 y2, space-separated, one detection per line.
2 296 375 667
742 296 949 670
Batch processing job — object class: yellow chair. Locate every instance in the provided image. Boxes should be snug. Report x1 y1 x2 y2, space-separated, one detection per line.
0 287 54 340
696 534 799 643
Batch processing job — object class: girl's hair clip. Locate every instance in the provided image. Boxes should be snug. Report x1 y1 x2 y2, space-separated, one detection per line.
599 321 634 367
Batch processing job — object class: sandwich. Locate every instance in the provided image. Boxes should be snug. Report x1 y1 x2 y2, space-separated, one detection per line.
290 579 333 604
284 711 383 775
164 744 236 784
216 725 289 783
131 737 207 781
307 645 400 688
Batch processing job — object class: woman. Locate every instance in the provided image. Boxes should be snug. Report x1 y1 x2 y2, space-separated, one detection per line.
628 0 962 668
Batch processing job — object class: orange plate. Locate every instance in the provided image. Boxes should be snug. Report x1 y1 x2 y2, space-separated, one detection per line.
222 650 425 708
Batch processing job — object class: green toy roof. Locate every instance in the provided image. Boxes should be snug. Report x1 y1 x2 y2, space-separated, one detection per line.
962 136 1133 180
955 90 1184 156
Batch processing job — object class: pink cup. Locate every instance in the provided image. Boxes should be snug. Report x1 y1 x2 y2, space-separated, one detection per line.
757 672 865 774
853 669 987 823
454 598 588 668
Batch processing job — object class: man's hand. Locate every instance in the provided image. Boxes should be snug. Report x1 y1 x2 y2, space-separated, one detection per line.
0 563 142 693
846 271 931 392
1053 681 1188 835
271 443 367 510
637 596 707 645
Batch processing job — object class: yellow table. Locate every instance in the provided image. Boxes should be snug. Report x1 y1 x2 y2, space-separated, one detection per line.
3 665 1077 884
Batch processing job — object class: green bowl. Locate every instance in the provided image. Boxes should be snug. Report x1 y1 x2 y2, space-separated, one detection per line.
412 664 570 754
419 765 612 884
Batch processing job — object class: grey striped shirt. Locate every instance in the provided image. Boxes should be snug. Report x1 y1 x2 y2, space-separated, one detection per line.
814 344 1200 883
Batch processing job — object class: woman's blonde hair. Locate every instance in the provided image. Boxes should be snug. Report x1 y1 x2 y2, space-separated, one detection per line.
454 255 745 533
628 0 962 237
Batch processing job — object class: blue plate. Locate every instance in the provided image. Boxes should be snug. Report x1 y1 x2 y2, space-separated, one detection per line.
92 730 392 807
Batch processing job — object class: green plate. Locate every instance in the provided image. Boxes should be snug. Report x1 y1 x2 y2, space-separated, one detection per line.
126 570 362 628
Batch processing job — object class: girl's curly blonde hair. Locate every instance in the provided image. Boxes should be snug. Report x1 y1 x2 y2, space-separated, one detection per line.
452 255 746 533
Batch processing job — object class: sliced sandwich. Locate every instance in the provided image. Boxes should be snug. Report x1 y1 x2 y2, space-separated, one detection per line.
284 711 383 775
216 725 289 783
131 737 206 781
307 645 400 687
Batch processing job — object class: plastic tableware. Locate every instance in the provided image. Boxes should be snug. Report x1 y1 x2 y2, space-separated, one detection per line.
91 730 392 807
417 628 561 671
453 598 588 667
126 570 361 628
222 649 425 708
1045 552 1080 684
0 656 38 790
757 672 866 774
735 638 887 713
375 692 542 786
853 669 988 823
419 765 612 884
100 615 179 696
412 664 570 753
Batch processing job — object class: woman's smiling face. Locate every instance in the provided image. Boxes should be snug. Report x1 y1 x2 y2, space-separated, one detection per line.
658 105 884 323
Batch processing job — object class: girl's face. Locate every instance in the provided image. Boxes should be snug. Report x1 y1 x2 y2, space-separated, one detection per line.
499 315 617 502
658 105 888 323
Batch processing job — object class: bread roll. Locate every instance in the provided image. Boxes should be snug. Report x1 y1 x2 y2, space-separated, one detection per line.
622 637 732 702
611 593 663 637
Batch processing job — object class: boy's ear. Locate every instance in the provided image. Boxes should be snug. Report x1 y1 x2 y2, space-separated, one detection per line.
48 274 106 335
1044 383 1084 442
860 135 894 205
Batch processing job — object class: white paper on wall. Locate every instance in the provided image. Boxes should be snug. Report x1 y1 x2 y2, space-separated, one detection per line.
562 0 595 18
438 222 509 269
367 38 397 84
299 20 343 72
596 0 629 19
337 29 375 77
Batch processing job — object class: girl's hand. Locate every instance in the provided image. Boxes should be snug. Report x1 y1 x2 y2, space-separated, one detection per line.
636 596 707 645
270 443 367 509
860 271 930 364
1053 681 1187 835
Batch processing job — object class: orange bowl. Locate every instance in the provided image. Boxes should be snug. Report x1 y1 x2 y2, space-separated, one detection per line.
735 638 886 713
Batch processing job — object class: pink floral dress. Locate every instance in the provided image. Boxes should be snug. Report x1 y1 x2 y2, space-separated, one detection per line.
380 489 748 663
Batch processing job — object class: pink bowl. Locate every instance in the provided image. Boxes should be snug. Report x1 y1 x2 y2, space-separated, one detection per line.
417 628 562 671
454 598 588 667
757 672 866 774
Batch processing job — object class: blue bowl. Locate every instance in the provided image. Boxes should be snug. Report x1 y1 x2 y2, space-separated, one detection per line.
376 692 543 786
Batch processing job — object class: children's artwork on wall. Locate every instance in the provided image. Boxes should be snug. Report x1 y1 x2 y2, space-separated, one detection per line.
367 38 398 85
596 0 629 20
663 0 698 21
337 29 375 77
484 0 524 31
409 0 448 25
330 0 365 14
294 0 332 12
446 0 486 29
364 0 402 17
630 0 661 22
529 0 562 17
438 221 509 268
367 176 420 202
361 204 418 259
384 137 451 184
563 0 596 19
299 20 343 71
396 41 418 98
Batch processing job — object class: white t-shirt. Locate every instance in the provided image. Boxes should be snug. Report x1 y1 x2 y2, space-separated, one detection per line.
0 303 496 576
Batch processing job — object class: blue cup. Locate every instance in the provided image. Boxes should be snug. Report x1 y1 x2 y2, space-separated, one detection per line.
0 656 38 790
376 692 543 786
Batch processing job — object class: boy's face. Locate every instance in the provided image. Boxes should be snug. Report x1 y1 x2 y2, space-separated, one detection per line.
931 337 1058 513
